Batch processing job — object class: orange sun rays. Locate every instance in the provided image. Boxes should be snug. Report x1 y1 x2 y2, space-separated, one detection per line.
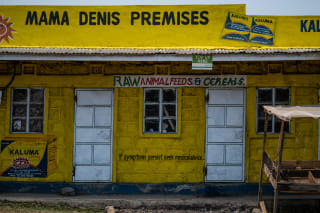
0 15 16 43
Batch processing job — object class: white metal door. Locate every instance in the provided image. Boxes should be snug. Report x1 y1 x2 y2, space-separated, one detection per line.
205 88 245 182
74 89 113 182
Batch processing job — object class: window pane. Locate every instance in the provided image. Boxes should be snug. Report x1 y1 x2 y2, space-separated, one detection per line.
257 119 272 132
145 90 159 103
257 104 271 118
29 119 43 132
12 104 27 117
13 89 27 102
258 89 272 103
30 89 44 103
162 119 176 133
30 104 44 117
12 119 26 132
145 119 159 133
163 104 176 117
163 89 176 103
275 117 289 133
275 88 289 103
145 105 159 117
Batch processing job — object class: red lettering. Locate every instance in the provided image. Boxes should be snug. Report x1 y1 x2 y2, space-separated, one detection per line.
187 78 193 85
141 77 146 85
165 78 170 85
159 78 165 85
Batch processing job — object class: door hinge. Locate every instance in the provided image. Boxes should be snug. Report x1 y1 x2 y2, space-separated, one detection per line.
203 165 207 177
74 95 77 103
205 94 209 103
72 166 75 176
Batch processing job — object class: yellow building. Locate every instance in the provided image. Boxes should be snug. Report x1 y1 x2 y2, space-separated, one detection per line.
0 5 319 194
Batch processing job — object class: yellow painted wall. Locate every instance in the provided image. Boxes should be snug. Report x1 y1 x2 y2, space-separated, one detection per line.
0 74 114 182
1 5 320 49
246 74 320 183
0 61 319 183
113 87 206 183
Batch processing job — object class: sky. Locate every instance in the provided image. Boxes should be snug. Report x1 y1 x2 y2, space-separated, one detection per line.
0 0 319 16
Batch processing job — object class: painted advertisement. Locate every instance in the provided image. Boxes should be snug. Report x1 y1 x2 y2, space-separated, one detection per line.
114 75 246 88
0 136 57 178
0 5 319 48
221 12 275 45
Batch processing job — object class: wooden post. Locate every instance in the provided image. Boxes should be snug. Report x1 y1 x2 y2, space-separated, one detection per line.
273 120 286 213
258 112 269 203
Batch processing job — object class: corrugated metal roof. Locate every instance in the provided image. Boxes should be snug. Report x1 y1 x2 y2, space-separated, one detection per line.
0 47 320 55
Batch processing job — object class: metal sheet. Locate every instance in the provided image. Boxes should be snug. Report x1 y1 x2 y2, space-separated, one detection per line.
77 90 112 105
95 107 112 126
75 145 92 164
75 128 111 143
76 107 93 126
208 89 243 105
206 88 245 182
74 166 111 181
74 89 113 182
207 127 243 143
206 145 224 164
207 106 225 126
226 145 243 164
226 107 243 127
93 145 111 164
207 166 243 181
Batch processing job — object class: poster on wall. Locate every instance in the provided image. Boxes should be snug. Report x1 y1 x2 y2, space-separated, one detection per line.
192 55 213 70
221 12 275 45
0 136 57 178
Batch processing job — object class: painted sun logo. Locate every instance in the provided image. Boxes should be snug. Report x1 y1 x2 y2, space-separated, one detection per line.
0 15 16 44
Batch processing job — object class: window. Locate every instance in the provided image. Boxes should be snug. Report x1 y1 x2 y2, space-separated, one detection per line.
143 88 177 133
11 88 44 133
257 88 290 133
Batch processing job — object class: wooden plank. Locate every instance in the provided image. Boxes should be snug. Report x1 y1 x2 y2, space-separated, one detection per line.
273 120 286 213
264 163 277 189
278 182 320 193
258 113 269 203
280 169 320 179
308 171 320 184
281 160 320 169
259 201 268 213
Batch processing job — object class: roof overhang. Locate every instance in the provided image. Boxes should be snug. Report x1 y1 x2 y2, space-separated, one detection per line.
0 48 320 61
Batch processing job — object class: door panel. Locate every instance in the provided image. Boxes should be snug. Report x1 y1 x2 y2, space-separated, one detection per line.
226 145 243 164
208 89 244 105
74 89 113 182
75 128 111 143
75 165 111 181
207 145 224 164
207 106 225 126
207 166 243 181
207 128 243 143
76 107 94 126
93 145 111 164
226 107 243 126
77 90 112 105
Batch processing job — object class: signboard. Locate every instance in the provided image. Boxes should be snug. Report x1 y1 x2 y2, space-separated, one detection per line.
0 136 57 178
0 5 319 49
192 55 213 70
114 75 246 87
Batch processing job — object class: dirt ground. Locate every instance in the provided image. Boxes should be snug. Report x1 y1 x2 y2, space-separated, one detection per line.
0 201 255 213
0 201 102 213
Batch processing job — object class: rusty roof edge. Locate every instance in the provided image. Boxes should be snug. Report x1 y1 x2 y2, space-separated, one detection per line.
0 47 320 55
